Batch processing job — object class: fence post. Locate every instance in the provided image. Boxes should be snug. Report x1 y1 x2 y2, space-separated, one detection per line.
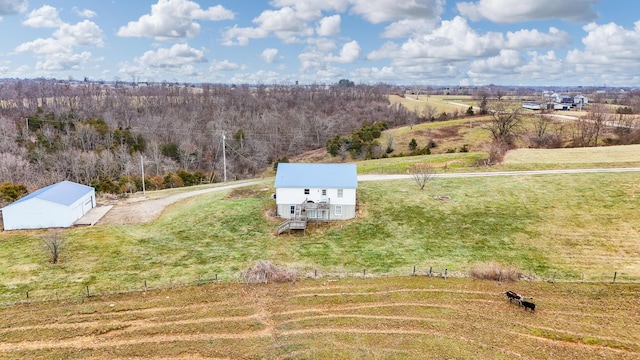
26 291 29 300
144 280 147 291
612 272 617 284
363 269 366 278
86 286 90 298
215 274 218 282
314 269 317 278
444 268 448 279
429 267 432 277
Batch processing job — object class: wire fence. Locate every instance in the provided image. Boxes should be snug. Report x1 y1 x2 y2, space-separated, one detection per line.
1 266 638 308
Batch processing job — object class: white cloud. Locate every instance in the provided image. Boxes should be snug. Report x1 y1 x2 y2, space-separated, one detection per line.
223 7 313 45
23 5 63 28
35 51 92 71
253 7 314 43
261 48 279 63
0 0 27 16
16 19 105 54
222 25 269 46
349 0 444 23
316 15 341 37
270 0 348 20
505 27 571 50
325 40 361 63
372 16 503 61
210 59 241 71
468 49 524 75
55 20 105 47
117 0 233 40
15 38 70 54
467 50 567 85
136 43 206 68
73 7 97 19
457 0 597 24
563 21 640 86
381 18 439 38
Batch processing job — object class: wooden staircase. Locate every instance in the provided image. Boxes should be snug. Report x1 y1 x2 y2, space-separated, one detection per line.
277 218 308 235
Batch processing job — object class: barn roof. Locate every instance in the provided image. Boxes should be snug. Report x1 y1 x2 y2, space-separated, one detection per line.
4 180 94 208
274 163 358 188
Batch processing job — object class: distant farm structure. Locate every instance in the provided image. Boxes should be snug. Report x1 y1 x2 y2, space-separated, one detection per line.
523 92 589 111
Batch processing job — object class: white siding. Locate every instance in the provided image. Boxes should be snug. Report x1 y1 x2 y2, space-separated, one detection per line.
276 187 356 206
275 187 356 220
2 191 95 230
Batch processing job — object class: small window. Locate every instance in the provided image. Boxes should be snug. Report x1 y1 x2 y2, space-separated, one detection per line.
335 205 342 216
308 210 316 218
304 189 310 195
290 205 295 214
337 189 344 198
322 189 327 196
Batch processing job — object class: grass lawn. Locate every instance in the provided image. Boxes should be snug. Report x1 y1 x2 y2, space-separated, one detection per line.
1 169 639 304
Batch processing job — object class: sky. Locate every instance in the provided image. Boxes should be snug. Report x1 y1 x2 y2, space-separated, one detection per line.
0 0 638 87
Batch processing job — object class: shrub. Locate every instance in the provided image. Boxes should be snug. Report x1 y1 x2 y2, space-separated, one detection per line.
0 182 28 203
468 261 522 281
241 260 298 284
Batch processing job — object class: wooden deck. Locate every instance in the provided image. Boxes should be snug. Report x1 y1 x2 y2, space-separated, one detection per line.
277 200 330 235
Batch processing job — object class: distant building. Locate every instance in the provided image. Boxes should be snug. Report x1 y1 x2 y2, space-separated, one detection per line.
1 181 96 230
523 93 588 111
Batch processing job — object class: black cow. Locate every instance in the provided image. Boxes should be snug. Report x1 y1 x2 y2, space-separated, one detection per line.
522 300 536 312
505 290 523 305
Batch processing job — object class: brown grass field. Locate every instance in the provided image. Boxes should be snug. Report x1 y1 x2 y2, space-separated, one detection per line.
1 277 638 359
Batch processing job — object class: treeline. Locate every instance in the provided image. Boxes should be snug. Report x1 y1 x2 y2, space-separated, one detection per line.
0 80 421 201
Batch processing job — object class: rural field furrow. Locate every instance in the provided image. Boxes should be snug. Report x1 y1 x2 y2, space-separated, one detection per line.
0 330 274 352
288 287 492 298
1 278 639 359
510 331 639 358
1 313 261 334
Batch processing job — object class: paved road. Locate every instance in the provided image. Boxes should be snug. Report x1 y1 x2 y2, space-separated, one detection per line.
358 167 640 181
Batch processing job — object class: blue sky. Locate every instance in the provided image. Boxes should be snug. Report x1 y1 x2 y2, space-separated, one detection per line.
0 0 638 86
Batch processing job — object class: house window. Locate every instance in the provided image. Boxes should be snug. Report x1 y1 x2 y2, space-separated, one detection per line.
304 189 310 195
335 206 342 216
337 189 343 198
322 189 327 196
308 210 316 218
290 206 295 214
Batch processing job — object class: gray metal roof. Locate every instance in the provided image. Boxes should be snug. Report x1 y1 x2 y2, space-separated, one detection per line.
4 180 94 208
274 163 358 188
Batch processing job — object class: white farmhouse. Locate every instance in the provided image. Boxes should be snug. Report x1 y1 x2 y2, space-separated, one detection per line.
274 163 357 233
1 181 96 231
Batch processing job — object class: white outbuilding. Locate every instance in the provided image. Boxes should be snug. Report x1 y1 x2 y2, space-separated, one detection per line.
1 180 96 231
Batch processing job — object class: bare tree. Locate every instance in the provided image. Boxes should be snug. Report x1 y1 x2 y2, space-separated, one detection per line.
411 163 435 190
42 230 65 264
483 102 523 147
573 103 610 147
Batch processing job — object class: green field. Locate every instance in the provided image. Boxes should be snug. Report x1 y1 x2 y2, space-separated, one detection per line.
1 165 639 304
2 144 640 359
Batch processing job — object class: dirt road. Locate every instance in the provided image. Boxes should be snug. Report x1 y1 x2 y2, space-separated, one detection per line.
98 181 262 225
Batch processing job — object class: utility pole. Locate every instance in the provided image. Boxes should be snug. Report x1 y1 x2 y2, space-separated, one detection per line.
140 155 146 197
222 133 227 182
